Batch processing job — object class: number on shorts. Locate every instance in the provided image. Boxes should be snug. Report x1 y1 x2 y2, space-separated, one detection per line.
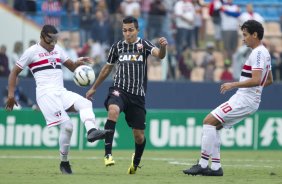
220 103 232 113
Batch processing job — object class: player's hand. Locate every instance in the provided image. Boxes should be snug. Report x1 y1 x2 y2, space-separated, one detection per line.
86 88 96 100
77 57 94 64
220 82 234 94
158 37 168 47
5 96 18 111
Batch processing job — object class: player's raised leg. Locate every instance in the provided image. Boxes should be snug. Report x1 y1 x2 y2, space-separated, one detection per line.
73 96 113 142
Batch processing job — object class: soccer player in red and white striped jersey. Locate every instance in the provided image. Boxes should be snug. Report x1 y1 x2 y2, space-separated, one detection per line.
183 20 273 176
5 25 112 174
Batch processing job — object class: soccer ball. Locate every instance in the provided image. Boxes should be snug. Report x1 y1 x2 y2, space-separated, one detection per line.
73 65 95 87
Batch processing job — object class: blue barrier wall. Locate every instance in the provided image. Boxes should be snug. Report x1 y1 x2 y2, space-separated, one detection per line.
0 77 281 110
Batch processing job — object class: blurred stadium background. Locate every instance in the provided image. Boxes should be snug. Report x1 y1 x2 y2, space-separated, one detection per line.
0 0 282 184
0 0 281 182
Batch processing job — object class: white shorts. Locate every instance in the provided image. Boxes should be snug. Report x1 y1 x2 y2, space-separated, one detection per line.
37 89 85 127
211 93 259 129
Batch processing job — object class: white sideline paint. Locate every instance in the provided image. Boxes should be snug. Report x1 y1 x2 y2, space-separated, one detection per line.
169 161 274 168
0 155 279 168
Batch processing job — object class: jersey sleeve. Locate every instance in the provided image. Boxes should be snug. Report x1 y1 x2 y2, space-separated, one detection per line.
16 48 33 69
250 50 264 71
143 39 156 55
107 43 118 64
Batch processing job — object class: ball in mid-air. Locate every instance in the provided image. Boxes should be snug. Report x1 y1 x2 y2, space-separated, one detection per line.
73 65 95 87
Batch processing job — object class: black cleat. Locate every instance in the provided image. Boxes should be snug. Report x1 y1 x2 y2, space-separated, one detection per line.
60 161 73 174
87 128 113 143
183 164 209 176
206 167 223 176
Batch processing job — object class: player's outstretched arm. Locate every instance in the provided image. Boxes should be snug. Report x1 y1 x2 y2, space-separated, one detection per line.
86 64 114 100
220 70 262 94
152 37 168 59
64 57 94 72
5 66 22 111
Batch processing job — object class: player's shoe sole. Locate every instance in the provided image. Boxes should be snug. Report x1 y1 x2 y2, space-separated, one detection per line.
104 154 115 166
87 129 113 143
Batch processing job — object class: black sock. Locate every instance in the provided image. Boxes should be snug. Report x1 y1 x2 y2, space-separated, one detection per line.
104 119 116 156
134 137 146 167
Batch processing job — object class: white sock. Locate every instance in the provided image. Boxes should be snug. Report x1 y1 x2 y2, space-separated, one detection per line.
59 121 73 162
73 98 97 132
79 108 96 132
199 124 216 168
211 130 222 170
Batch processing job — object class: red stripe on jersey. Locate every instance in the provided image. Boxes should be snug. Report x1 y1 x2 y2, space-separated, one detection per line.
47 120 62 127
215 113 225 123
28 58 61 69
243 65 252 71
260 65 270 86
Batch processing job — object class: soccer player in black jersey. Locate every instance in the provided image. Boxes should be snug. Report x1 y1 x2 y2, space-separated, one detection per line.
86 16 168 174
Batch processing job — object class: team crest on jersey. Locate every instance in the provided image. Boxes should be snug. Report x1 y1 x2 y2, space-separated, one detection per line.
112 90 120 97
137 43 143 51
54 110 62 118
119 54 143 62
48 58 57 68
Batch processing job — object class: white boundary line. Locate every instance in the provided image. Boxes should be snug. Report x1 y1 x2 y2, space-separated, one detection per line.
169 161 274 168
0 155 281 168
0 155 281 162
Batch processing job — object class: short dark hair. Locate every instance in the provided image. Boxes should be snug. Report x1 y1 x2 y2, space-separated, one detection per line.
41 24 58 37
122 16 139 29
241 20 264 40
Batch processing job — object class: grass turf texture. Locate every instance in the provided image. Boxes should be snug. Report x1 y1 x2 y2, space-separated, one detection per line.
0 150 281 184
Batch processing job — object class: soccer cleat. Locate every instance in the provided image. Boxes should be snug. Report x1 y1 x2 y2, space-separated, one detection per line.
87 128 113 143
206 167 224 176
60 161 73 174
183 164 209 176
104 154 115 166
127 153 141 174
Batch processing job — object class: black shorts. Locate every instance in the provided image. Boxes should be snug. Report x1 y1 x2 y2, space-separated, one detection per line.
104 87 146 130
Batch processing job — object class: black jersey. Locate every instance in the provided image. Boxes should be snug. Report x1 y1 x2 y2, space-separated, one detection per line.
107 38 156 96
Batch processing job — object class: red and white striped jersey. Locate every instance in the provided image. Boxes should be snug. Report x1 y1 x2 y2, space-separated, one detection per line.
16 43 69 98
236 44 271 104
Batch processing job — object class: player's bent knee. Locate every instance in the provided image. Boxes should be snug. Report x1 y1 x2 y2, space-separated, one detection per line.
133 130 144 144
203 113 219 126
74 98 92 110
61 121 73 134
108 106 120 120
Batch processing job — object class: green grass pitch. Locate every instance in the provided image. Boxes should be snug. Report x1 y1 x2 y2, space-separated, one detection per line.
0 150 281 184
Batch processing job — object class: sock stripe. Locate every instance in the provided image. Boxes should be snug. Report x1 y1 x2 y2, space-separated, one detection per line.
201 153 209 160
212 158 220 163
201 152 209 158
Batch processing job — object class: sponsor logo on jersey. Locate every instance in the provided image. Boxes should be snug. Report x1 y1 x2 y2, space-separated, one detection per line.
119 54 143 62
38 51 58 58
